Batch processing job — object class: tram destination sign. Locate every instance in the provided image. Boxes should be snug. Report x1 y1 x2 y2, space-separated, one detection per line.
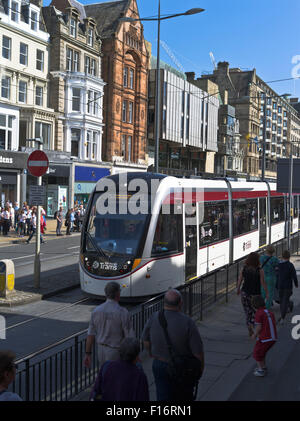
29 185 46 206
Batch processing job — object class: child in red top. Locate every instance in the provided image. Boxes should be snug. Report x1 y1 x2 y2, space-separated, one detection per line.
251 295 277 377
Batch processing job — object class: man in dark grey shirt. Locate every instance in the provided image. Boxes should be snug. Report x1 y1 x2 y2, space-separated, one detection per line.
142 289 204 401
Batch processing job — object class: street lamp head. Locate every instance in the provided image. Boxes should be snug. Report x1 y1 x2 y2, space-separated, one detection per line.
184 8 205 15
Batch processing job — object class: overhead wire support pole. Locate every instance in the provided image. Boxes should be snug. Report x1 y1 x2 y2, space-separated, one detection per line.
154 0 161 174
262 93 267 181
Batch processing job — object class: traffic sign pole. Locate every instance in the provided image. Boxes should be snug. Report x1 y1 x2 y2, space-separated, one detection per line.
27 148 48 290
34 172 42 289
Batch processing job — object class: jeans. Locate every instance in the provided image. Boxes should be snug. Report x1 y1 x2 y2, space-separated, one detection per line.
279 288 293 320
56 221 62 235
152 359 195 401
27 228 44 243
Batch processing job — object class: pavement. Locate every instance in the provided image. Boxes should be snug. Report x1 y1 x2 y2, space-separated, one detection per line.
0 219 81 307
72 254 300 402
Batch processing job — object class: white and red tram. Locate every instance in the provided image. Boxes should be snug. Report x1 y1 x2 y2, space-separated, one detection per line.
79 173 299 299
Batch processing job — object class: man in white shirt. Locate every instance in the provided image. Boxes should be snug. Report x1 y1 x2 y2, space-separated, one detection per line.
84 282 133 370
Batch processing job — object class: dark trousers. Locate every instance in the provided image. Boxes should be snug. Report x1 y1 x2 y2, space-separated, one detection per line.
2 220 10 235
152 359 195 401
279 288 293 320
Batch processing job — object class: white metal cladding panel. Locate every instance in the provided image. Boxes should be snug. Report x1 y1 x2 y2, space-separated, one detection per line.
206 98 219 152
230 181 269 192
165 71 184 143
188 88 203 148
271 222 285 243
233 231 260 261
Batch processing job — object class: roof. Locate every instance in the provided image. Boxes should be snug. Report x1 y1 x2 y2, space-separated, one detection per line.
84 0 129 38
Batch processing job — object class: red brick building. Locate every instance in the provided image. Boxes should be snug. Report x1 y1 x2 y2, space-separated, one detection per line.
84 0 149 166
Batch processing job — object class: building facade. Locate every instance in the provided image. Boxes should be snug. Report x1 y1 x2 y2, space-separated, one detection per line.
148 66 219 175
200 62 298 181
42 0 108 213
84 0 149 169
0 0 56 204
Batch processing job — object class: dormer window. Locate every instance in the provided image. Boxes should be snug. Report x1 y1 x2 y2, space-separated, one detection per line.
87 28 93 46
11 1 19 23
70 17 77 37
31 10 38 31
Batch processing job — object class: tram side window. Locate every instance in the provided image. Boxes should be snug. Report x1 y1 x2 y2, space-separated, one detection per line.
151 206 183 255
199 201 229 246
233 199 258 236
270 197 284 224
293 196 298 218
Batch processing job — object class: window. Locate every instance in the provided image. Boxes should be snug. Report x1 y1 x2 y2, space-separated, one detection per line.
20 43 28 65
87 90 99 115
87 28 93 46
36 49 44 71
67 48 79 72
35 86 43 106
85 56 96 76
128 102 133 124
18 81 27 103
271 197 284 224
127 135 132 162
2 36 11 60
1 76 10 99
273 102 277 110
11 1 18 22
0 114 13 150
278 106 282 114
71 128 80 157
199 201 229 246
233 199 258 236
121 134 126 157
85 131 91 159
72 88 81 111
122 100 127 122
70 17 76 37
151 205 183 256
123 67 128 87
129 68 134 89
31 11 37 31
92 132 97 159
284 111 287 117
35 122 51 149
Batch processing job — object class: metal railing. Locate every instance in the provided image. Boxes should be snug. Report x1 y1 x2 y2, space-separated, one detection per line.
9 232 299 401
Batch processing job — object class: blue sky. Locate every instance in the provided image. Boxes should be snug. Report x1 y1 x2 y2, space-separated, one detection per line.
45 0 300 98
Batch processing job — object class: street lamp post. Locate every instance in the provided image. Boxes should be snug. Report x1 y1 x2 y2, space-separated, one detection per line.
120 6 205 173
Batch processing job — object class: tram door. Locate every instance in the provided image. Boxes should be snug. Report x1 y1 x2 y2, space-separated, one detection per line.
259 198 267 247
185 203 197 281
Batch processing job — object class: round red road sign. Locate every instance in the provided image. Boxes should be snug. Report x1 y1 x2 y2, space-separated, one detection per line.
27 150 49 177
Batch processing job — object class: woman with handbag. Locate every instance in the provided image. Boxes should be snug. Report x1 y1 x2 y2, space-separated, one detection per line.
237 252 269 336
260 245 279 309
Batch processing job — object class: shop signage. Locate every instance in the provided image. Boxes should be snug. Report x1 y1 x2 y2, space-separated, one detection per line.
0 151 28 169
29 185 46 206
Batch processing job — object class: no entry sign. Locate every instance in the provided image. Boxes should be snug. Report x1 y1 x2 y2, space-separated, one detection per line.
27 150 49 177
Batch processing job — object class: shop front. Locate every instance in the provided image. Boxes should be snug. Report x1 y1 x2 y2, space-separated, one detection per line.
0 151 28 206
74 165 110 206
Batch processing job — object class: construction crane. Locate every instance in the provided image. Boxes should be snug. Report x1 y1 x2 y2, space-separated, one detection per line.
209 52 217 70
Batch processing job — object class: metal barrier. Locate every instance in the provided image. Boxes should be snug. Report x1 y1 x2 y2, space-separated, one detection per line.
10 233 299 401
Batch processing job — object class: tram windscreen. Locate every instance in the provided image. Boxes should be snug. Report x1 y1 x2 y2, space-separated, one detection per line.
85 193 148 259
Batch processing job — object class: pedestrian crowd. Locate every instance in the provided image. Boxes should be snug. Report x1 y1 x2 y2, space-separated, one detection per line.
237 246 298 378
55 204 86 236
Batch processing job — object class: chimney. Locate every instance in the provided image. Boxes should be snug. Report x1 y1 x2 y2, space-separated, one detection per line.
185 72 195 82
217 61 230 75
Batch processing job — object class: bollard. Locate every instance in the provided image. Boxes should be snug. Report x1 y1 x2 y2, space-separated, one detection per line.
0 260 15 298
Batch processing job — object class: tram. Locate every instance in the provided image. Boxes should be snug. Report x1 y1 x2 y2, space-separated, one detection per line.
79 172 298 299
